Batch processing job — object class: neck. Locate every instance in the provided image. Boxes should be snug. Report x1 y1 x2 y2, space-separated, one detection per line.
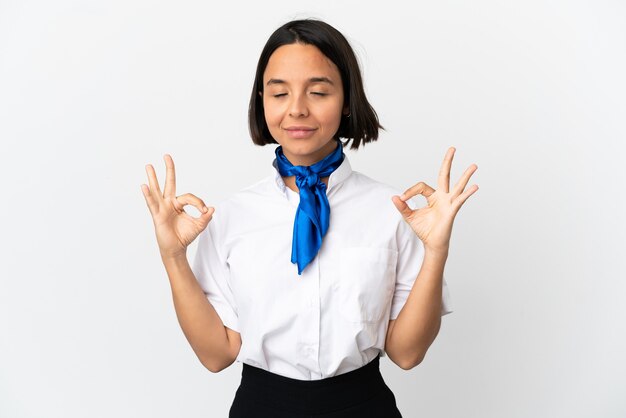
282 139 338 167
280 140 339 193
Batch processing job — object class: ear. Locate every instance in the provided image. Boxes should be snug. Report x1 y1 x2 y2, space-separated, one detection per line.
258 91 263 97
342 105 350 115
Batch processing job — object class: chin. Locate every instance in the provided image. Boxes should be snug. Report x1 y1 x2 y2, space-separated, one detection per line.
281 139 327 154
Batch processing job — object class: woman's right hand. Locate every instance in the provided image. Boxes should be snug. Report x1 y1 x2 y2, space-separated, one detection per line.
141 154 214 260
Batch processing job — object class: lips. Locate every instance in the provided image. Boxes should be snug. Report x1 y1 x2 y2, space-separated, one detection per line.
284 126 317 139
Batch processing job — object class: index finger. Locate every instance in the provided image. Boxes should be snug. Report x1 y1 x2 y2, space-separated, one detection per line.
163 154 176 199
437 147 455 193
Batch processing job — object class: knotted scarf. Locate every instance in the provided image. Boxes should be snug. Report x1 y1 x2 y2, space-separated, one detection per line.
274 140 345 275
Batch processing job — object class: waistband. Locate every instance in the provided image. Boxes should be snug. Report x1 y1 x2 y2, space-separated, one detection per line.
237 355 386 414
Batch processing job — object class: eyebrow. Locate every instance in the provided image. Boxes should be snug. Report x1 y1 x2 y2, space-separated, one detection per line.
266 77 335 86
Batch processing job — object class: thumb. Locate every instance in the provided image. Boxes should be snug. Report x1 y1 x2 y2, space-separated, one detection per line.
391 195 413 219
193 206 215 232
198 206 215 222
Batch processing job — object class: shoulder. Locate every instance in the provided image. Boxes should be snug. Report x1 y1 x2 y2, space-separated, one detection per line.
347 170 420 208
217 175 273 207
345 170 423 238
342 170 415 226
209 173 276 222
348 170 403 196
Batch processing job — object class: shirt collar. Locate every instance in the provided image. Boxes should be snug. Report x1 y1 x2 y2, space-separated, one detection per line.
271 152 353 195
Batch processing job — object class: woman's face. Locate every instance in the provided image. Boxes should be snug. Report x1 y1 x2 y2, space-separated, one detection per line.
262 43 348 166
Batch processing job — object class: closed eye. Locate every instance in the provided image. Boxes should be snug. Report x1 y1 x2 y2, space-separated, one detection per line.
271 92 327 98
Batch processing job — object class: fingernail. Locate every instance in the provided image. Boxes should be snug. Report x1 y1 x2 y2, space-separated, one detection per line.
202 206 208 213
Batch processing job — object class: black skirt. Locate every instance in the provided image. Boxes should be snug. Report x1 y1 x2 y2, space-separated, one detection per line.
229 354 403 417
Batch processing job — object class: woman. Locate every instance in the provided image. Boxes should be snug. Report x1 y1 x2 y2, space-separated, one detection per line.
141 18 478 417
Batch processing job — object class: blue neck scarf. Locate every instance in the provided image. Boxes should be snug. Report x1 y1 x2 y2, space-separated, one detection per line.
274 140 345 275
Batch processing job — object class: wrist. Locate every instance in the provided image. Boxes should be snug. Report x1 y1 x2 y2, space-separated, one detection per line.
424 245 449 260
161 251 188 267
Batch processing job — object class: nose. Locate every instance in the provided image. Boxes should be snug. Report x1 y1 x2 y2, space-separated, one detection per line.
288 93 308 118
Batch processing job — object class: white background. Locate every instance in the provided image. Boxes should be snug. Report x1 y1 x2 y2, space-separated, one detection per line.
1 0 624 417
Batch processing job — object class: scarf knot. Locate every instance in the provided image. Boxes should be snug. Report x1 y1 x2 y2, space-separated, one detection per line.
294 167 321 189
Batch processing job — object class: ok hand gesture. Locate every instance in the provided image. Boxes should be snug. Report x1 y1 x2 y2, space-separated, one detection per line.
391 147 478 255
141 154 214 260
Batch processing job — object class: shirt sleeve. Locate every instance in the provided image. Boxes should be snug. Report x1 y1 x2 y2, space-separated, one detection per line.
390 199 453 320
190 215 240 332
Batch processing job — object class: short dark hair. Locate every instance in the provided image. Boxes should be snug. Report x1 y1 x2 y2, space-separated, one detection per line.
248 19 383 150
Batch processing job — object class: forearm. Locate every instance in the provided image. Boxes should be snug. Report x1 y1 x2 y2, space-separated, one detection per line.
162 254 236 372
386 249 448 369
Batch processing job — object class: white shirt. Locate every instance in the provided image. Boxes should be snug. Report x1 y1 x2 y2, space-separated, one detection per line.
191 153 453 380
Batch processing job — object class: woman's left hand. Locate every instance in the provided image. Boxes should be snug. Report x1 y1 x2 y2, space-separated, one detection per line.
392 147 478 254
